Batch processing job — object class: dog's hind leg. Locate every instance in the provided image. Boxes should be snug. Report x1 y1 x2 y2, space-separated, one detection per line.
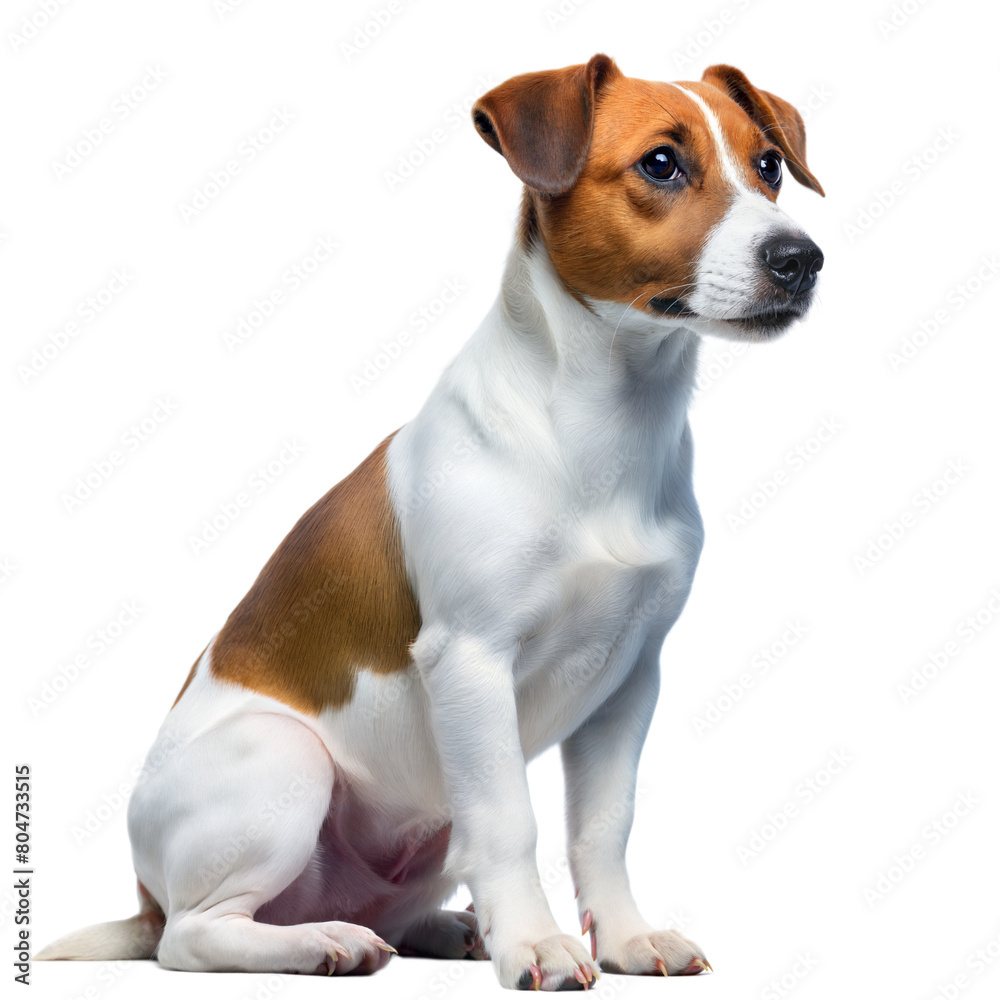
396 907 487 959
129 711 394 975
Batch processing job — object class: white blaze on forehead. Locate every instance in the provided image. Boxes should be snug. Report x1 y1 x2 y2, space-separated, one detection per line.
670 83 752 195
667 88 800 324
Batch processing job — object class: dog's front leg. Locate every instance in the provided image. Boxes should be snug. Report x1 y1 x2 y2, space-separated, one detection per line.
561 648 711 977
417 632 598 991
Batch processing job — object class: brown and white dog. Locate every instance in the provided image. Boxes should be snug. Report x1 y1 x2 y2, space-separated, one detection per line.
39 55 824 990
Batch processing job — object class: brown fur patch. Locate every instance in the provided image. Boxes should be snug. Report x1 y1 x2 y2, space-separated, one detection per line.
473 55 622 196
209 432 420 715
529 75 784 317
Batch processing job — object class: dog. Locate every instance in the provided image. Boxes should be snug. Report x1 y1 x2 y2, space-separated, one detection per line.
38 54 824 990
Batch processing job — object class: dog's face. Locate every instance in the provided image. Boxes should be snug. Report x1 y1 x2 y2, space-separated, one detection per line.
473 55 825 342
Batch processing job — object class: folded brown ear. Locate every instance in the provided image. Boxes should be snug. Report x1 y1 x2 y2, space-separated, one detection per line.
701 64 825 196
472 54 621 196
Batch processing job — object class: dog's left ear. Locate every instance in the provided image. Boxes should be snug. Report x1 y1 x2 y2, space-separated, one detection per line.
701 64 825 196
472 54 622 196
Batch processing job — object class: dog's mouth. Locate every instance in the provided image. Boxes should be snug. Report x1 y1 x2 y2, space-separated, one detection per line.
647 295 808 336
721 303 808 336
648 295 696 318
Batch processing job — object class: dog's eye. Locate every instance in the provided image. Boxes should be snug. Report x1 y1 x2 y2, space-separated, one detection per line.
639 147 682 182
758 152 783 187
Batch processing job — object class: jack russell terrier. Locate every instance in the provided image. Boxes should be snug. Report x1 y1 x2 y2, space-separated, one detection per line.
39 55 824 990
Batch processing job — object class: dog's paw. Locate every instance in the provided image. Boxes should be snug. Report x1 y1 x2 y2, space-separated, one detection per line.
397 908 487 960
492 932 598 990
597 927 710 977
311 921 396 975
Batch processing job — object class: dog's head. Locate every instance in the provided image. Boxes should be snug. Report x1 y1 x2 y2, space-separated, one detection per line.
472 55 824 342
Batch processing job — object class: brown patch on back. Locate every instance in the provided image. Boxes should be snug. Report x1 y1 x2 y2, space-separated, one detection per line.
209 432 420 715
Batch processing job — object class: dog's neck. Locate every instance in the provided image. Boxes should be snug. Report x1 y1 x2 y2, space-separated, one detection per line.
432 231 701 510
501 233 700 398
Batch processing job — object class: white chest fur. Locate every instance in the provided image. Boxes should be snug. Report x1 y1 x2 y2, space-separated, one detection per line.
388 243 705 763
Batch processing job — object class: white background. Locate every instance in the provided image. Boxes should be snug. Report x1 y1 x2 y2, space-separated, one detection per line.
4 0 1000 998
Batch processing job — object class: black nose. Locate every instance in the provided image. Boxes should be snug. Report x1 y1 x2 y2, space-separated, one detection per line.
760 236 824 296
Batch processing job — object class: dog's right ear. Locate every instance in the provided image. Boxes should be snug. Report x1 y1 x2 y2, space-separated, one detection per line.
472 54 621 196
701 64 825 196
